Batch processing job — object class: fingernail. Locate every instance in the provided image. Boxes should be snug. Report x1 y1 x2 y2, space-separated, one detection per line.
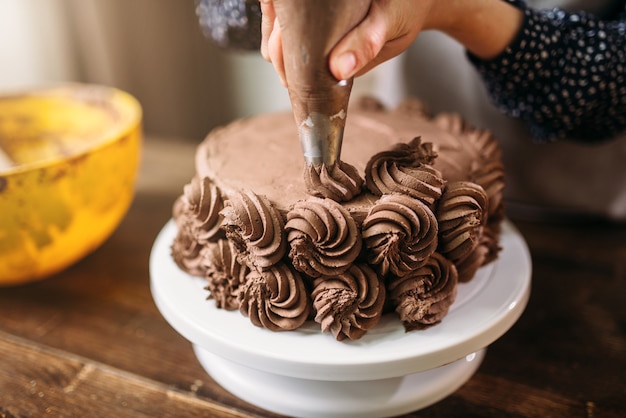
336 52 356 80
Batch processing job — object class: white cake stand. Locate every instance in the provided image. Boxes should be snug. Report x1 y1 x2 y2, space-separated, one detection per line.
150 220 531 418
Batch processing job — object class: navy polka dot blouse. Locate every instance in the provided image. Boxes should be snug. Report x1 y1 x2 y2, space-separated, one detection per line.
468 0 626 143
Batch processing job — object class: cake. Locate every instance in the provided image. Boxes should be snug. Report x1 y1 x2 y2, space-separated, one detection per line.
170 97 505 341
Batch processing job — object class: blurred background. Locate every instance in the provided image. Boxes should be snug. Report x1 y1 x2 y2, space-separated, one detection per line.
0 0 388 142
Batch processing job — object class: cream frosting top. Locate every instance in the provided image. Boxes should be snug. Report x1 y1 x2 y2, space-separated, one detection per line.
195 98 501 218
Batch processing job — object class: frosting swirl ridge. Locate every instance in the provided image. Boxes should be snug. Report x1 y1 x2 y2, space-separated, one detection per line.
455 225 501 282
312 263 385 341
362 194 438 277
221 189 287 270
170 176 225 276
304 160 364 202
204 239 250 310
471 160 505 219
239 262 311 331
365 137 444 207
171 218 207 277
437 181 488 263
285 197 362 278
182 176 225 243
388 252 458 331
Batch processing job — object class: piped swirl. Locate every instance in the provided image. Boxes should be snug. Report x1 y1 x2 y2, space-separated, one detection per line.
181 176 225 244
285 197 362 278
455 225 501 282
362 194 438 278
387 252 458 331
437 181 488 263
312 263 385 341
220 189 287 271
304 160 364 202
365 137 444 207
204 239 250 310
239 262 311 331
471 160 505 220
171 217 207 277
433 113 505 220
170 176 225 276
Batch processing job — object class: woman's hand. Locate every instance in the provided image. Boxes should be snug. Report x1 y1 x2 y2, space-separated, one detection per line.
260 0 437 85
259 0 286 85
327 0 439 80
260 0 523 85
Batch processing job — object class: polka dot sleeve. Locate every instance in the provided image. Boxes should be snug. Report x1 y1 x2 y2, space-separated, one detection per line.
468 0 626 143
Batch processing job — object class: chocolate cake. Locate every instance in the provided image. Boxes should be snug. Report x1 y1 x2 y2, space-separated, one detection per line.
170 97 505 341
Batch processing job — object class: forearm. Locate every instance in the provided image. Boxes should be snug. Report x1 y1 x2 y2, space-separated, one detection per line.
468 1 626 142
426 0 524 60
326 0 525 81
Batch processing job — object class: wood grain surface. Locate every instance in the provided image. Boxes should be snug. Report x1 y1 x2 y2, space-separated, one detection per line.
0 138 624 418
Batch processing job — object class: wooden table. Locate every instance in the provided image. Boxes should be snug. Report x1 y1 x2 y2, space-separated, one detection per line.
1 138 625 418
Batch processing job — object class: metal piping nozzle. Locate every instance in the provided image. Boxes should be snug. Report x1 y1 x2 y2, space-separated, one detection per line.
273 0 372 166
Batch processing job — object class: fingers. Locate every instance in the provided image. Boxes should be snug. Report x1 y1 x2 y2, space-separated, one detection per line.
329 0 427 80
268 18 287 86
260 0 287 86
329 0 390 81
261 0 423 86
259 0 275 61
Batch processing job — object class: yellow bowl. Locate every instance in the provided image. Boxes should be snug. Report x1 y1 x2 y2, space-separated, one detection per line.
0 84 142 285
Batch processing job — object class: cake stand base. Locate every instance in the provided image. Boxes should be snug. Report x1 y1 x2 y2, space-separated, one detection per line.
194 344 486 418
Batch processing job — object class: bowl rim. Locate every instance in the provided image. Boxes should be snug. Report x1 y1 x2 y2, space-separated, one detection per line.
0 82 142 176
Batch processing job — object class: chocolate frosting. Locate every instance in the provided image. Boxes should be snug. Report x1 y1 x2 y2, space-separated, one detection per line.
455 224 501 283
220 189 287 271
387 252 458 331
365 137 445 207
170 176 225 277
430 112 505 218
303 160 364 202
311 263 385 341
172 194 187 229
238 262 311 331
204 239 250 311
472 159 506 220
285 197 362 278
172 97 507 341
437 181 488 263
182 176 225 244
362 194 439 278
170 216 207 277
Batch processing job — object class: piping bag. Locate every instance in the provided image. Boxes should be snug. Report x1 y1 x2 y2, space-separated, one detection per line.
273 0 372 167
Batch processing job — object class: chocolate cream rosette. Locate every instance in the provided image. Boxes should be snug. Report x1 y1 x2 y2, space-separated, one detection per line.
311 262 385 341
285 197 362 278
361 193 439 278
387 252 458 331
365 137 445 208
170 98 505 341
437 181 489 282
203 238 249 311
171 175 225 277
303 160 364 202
220 189 287 271
238 262 311 332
